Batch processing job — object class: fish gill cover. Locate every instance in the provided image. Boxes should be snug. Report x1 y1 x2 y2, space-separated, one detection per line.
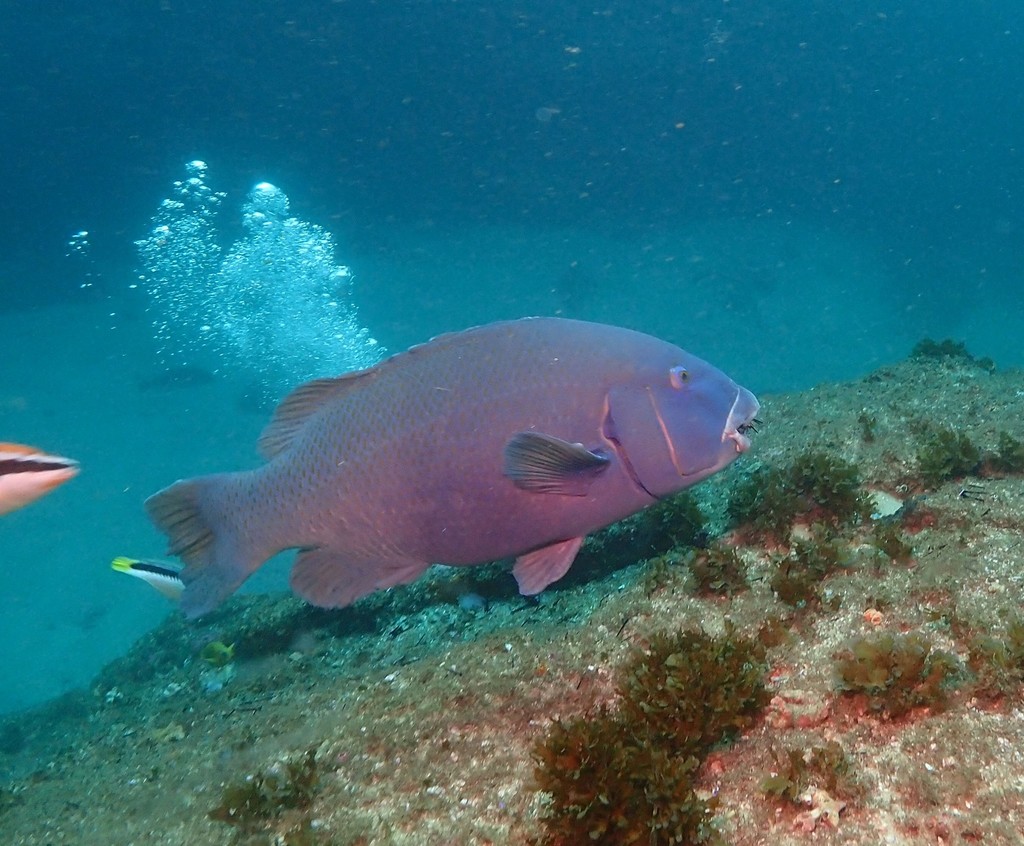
134 161 383 400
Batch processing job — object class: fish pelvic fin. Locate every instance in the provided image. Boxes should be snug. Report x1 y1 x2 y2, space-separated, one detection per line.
144 474 263 618
513 536 584 595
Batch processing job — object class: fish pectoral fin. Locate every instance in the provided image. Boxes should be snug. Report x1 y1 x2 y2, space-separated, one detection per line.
503 432 609 496
513 536 584 595
291 547 429 609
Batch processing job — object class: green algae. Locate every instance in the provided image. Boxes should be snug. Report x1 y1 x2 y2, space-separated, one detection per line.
857 411 878 443
618 628 769 755
641 490 710 550
910 337 995 372
868 522 914 565
788 451 873 527
209 747 321 833
966 613 1024 701
770 531 849 609
728 463 802 540
728 450 871 541
988 431 1024 475
760 740 857 803
532 712 715 846
835 632 963 718
689 544 749 597
532 627 769 845
910 338 972 361
915 427 981 488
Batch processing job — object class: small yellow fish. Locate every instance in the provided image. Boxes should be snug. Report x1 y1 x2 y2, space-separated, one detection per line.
199 641 235 667
111 556 184 601
0 443 78 515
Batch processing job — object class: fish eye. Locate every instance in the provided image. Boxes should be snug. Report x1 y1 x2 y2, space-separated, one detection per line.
669 366 689 389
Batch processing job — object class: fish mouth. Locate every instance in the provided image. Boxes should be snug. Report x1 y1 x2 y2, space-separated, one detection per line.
723 386 760 454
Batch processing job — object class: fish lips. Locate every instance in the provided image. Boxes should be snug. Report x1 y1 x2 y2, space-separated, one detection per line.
723 386 760 454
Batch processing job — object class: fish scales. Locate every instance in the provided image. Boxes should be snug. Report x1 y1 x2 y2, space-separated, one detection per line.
146 317 759 616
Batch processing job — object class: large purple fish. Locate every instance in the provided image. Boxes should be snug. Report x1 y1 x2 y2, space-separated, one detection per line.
146 318 758 617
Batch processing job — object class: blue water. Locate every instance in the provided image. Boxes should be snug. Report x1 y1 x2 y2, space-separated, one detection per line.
1 0 1022 714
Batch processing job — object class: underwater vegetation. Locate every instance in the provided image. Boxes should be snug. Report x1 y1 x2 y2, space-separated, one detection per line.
617 628 769 755
689 544 749 597
532 627 768 845
727 464 800 540
728 450 872 540
910 337 995 372
868 522 914 565
787 451 873 527
910 338 970 360
835 632 963 718
209 747 321 836
902 415 1024 490
987 431 1024 475
572 491 709 591
760 739 858 803
769 530 849 609
966 613 1024 701
856 411 878 443
533 714 714 846
913 426 1024 487
641 491 710 551
915 426 982 489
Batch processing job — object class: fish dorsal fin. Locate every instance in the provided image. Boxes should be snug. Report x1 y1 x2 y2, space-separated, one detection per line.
258 318 547 459
258 370 376 459
0 442 36 453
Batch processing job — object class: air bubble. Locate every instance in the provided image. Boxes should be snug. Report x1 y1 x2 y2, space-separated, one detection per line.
134 162 383 398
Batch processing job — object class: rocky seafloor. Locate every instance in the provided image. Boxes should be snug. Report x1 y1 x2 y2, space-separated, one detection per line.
4 346 1024 846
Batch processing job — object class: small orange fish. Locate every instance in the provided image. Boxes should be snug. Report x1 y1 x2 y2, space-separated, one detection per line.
0 443 79 515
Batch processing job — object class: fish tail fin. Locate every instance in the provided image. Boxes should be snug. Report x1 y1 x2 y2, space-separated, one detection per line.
144 473 265 618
